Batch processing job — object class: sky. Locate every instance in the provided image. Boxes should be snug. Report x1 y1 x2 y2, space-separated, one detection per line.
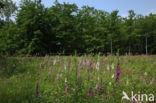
13 0 156 17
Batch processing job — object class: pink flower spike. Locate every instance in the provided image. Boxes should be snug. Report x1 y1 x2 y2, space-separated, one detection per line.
115 60 121 83
36 83 39 99
68 61 71 67
65 85 69 93
88 88 92 97
70 68 73 71
88 60 93 69
83 60 86 66
151 77 155 82
56 73 60 80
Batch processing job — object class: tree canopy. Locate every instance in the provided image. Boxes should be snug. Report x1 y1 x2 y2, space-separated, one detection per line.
0 0 156 56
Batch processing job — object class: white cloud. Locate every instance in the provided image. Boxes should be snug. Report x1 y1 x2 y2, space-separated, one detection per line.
149 9 156 14
146 8 156 15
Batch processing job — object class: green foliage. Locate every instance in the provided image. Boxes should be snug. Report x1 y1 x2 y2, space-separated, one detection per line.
0 0 156 55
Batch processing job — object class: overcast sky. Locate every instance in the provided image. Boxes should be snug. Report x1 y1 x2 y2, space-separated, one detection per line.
13 0 156 17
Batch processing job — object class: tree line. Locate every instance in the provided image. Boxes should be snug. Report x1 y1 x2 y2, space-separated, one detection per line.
0 0 156 56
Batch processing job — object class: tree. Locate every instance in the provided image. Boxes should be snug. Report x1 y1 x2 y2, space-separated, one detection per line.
0 0 17 22
125 10 136 54
0 0 17 55
108 10 120 54
16 0 47 55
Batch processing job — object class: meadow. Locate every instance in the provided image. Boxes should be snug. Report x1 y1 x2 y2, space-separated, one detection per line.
0 55 155 103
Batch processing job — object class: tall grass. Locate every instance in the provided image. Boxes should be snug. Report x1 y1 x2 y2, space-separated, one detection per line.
0 55 155 103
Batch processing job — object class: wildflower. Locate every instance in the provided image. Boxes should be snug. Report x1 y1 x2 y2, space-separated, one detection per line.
36 83 39 99
83 60 86 66
70 68 73 71
65 85 69 93
88 88 92 97
53 59 56 65
115 59 121 83
96 62 100 71
96 85 98 89
92 69 94 73
56 73 60 80
151 77 155 82
143 79 146 84
103 70 106 75
68 61 71 67
85 69 88 73
64 65 66 71
96 84 101 90
78 72 81 78
88 60 93 69
112 74 114 78
111 63 114 69
144 72 147 76
80 62 83 67
104 61 106 66
150 77 155 84
109 82 111 86
65 78 67 83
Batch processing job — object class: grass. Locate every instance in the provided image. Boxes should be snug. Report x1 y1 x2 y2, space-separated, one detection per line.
0 55 155 103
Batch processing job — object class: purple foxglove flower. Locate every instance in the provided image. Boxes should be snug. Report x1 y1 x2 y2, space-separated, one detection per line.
151 77 155 82
104 61 106 66
96 84 101 90
88 60 93 69
68 61 71 67
88 88 92 97
56 73 60 80
78 72 81 78
86 69 89 73
115 61 121 83
65 85 69 93
70 68 73 71
36 83 39 99
80 62 83 67
83 60 86 66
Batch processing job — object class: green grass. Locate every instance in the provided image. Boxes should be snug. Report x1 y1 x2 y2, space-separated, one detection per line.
0 55 155 103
